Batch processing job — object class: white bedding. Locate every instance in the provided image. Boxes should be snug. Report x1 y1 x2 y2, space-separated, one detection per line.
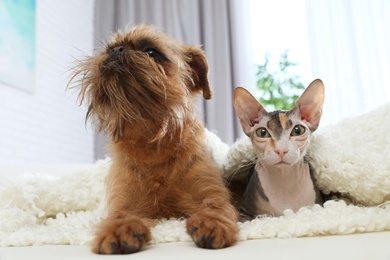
1 104 390 251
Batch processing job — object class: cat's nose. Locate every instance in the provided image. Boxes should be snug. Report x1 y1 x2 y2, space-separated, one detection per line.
275 149 288 158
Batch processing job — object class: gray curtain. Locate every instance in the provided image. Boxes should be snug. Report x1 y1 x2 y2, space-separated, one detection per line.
94 0 254 159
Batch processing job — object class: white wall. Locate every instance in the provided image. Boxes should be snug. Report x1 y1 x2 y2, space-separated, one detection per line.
0 0 95 165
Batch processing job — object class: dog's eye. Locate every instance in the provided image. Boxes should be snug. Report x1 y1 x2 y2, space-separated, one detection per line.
145 48 163 62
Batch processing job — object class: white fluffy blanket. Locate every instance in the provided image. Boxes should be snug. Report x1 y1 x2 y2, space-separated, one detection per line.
1 104 390 247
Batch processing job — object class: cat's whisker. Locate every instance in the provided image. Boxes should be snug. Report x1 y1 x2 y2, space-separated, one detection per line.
297 144 308 151
224 159 256 186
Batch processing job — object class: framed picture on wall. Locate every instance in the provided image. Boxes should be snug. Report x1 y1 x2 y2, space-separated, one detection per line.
0 0 36 93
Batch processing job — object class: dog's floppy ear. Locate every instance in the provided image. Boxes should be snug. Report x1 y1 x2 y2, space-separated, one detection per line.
187 47 212 100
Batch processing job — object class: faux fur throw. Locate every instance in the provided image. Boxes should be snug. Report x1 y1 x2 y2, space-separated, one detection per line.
1 104 390 247
224 103 390 206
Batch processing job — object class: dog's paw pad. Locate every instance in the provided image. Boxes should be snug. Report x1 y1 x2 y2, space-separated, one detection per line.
186 211 238 249
193 234 216 248
92 218 151 254
120 240 139 254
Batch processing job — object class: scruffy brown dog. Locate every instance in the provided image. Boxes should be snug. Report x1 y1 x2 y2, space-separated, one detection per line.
70 25 238 254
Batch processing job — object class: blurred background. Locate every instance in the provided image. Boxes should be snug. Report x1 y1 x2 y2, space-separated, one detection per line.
0 0 389 165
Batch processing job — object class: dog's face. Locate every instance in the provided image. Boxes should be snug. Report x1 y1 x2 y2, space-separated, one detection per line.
70 25 211 142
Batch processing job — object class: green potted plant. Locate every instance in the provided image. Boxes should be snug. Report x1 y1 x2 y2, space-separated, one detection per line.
256 50 305 111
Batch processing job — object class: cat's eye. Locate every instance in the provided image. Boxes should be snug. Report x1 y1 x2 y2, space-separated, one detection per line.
291 125 306 136
255 127 271 138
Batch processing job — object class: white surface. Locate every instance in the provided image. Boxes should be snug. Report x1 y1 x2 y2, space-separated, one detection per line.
1 232 389 260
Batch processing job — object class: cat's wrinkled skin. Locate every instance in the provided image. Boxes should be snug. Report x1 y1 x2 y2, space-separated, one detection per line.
232 79 325 221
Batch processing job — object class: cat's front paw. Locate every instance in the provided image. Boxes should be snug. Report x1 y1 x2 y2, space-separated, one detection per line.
186 209 238 249
92 217 151 254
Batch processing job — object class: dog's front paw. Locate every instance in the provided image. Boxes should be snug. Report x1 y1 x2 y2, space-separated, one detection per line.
186 209 238 249
92 217 151 254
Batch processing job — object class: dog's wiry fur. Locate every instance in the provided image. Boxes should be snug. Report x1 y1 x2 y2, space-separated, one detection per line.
70 25 238 254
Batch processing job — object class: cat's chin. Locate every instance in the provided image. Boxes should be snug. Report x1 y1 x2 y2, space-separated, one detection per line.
270 158 304 168
272 162 292 167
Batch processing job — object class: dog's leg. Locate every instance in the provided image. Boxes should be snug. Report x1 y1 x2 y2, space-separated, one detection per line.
186 199 239 249
91 214 152 254
181 161 239 249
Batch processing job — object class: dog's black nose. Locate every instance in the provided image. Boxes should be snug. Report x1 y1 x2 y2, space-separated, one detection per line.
111 46 124 56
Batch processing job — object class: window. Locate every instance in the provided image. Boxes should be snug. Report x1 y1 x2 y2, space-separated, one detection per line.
249 0 390 126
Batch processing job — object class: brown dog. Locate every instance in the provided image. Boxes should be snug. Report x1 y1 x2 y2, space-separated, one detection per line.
69 25 238 254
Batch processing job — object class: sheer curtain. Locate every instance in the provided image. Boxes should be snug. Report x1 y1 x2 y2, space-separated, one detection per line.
305 0 390 126
93 0 254 159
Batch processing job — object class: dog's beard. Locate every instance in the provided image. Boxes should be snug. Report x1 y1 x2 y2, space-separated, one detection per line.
72 50 191 143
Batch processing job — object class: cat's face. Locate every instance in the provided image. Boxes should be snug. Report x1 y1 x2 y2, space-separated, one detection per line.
233 79 325 167
251 109 311 167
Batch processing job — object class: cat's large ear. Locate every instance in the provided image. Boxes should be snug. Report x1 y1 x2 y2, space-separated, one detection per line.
294 79 325 131
233 87 267 135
